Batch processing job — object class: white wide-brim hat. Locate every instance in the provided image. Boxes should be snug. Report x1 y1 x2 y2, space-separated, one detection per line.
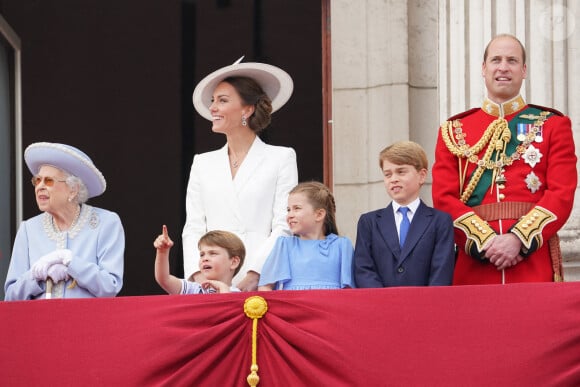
24 142 107 198
192 57 294 121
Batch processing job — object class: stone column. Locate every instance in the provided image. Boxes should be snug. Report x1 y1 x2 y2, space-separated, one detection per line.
331 0 411 240
562 0 580 280
408 0 439 203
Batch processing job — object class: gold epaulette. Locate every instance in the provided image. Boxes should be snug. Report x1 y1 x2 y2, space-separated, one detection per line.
454 212 496 253
510 206 557 249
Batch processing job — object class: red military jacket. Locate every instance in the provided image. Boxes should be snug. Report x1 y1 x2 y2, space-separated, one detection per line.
432 95 577 284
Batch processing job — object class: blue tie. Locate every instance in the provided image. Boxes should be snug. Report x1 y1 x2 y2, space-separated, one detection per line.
399 207 410 247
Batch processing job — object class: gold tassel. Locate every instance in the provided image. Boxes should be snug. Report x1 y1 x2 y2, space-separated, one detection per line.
244 296 268 386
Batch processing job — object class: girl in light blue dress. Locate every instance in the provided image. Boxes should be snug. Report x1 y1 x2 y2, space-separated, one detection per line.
258 182 354 290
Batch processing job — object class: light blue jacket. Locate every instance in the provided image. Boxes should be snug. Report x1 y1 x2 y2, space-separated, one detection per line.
4 205 124 300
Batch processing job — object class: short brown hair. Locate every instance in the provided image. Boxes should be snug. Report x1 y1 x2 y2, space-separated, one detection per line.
483 34 526 65
198 230 246 276
379 141 428 171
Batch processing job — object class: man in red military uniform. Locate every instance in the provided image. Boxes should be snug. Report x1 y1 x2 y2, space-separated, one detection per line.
432 34 577 285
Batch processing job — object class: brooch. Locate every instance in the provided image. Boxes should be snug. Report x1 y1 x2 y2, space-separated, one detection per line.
89 212 100 229
522 144 543 168
525 172 542 193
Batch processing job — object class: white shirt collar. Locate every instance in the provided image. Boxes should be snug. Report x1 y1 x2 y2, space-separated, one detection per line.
392 197 421 216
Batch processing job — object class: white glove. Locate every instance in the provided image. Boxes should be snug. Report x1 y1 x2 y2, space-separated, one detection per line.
60 249 73 266
31 249 72 281
47 263 70 283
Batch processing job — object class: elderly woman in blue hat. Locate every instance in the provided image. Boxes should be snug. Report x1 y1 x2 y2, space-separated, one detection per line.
4 142 124 300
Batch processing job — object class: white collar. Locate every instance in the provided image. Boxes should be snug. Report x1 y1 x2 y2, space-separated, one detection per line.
392 197 420 215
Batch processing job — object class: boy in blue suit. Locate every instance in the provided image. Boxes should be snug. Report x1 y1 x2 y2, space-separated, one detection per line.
354 141 455 287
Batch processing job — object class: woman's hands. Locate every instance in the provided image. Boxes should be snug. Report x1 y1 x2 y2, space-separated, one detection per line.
236 271 259 292
31 249 73 283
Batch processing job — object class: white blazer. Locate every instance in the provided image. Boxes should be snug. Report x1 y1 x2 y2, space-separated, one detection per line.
182 136 298 285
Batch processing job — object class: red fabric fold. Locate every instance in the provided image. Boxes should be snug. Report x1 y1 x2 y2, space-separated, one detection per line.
2 284 580 386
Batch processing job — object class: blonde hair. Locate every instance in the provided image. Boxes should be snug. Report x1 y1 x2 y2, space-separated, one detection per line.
379 141 428 172
290 181 338 236
198 230 246 276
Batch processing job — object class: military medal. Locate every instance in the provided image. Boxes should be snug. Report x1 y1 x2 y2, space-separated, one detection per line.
516 124 529 142
525 171 542 193
522 144 542 168
535 125 543 143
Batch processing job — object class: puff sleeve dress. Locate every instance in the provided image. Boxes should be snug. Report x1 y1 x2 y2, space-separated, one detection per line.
258 234 355 290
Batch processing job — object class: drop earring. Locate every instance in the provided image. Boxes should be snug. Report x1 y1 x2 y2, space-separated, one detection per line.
242 115 247 127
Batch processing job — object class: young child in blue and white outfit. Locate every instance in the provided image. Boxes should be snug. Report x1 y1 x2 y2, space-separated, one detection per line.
258 181 354 290
154 226 243 294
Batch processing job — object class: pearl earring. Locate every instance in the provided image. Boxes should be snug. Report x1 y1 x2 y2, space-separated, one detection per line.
242 116 247 126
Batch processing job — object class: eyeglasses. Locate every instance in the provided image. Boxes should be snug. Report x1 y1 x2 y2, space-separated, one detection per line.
31 175 67 187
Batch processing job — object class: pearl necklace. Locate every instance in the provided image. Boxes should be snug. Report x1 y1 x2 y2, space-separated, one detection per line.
53 205 82 232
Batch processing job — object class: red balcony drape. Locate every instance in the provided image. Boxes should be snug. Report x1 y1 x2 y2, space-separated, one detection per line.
2 283 580 386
